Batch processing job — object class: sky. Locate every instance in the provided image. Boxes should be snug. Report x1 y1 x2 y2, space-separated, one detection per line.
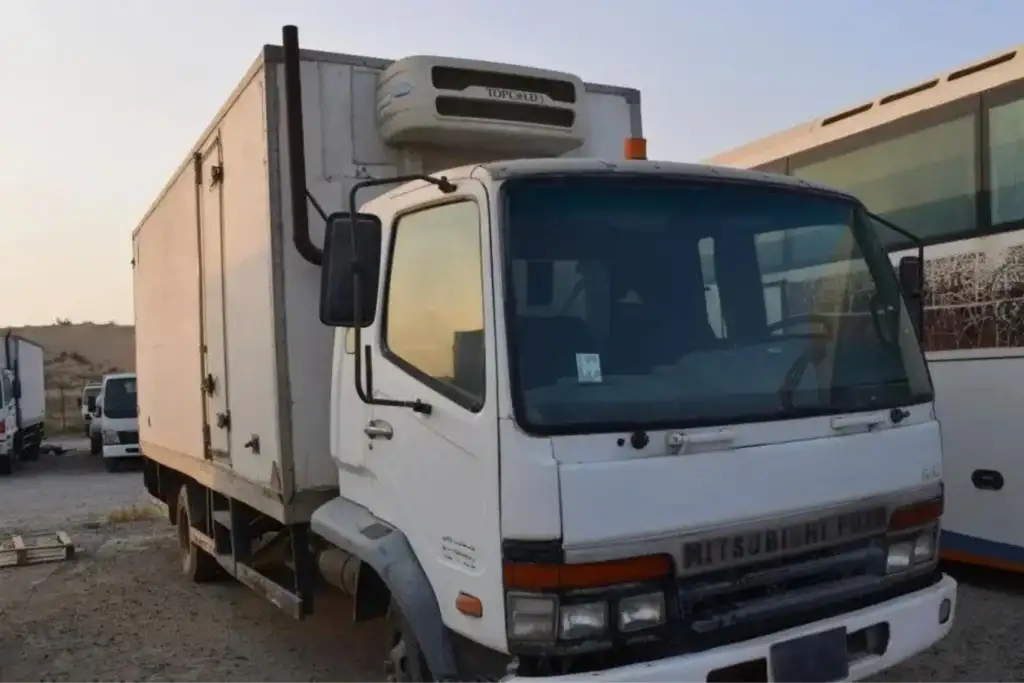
0 0 1020 326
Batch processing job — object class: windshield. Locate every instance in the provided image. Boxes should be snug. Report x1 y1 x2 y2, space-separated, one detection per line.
103 378 138 419
84 387 100 412
501 175 932 434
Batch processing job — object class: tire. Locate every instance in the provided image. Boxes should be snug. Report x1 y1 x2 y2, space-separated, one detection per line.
175 485 223 583
90 435 101 456
0 454 11 476
385 599 433 682
103 458 120 473
20 442 40 461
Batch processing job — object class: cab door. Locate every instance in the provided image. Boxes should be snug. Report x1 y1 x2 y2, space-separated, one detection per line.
359 180 507 651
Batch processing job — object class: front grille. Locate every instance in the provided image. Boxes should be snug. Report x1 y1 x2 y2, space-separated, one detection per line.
435 96 575 128
431 66 576 103
118 430 139 445
679 537 886 646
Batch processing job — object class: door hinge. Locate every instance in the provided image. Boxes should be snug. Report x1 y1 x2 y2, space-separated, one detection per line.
216 411 231 430
202 424 212 455
201 373 216 396
210 164 224 187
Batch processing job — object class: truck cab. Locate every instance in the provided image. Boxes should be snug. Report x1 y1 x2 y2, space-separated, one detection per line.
92 372 140 472
78 383 102 437
313 158 955 681
0 369 15 474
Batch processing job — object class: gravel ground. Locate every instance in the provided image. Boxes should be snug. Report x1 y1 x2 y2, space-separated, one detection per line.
1 445 1023 681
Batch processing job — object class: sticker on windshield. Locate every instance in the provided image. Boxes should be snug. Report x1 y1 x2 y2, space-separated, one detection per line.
575 353 603 383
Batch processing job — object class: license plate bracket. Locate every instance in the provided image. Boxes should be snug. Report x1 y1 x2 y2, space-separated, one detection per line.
770 627 849 682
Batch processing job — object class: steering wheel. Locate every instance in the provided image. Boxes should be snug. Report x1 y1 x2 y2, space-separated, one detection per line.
766 314 834 339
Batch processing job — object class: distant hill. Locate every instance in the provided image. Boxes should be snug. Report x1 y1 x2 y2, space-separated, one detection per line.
7 322 135 389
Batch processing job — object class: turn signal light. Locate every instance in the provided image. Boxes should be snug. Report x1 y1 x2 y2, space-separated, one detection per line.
889 495 944 531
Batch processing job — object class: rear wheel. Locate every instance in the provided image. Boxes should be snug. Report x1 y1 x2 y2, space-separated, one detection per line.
175 485 223 582
0 455 11 476
385 599 433 682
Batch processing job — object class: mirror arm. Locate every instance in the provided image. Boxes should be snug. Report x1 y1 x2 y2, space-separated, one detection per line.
869 211 924 264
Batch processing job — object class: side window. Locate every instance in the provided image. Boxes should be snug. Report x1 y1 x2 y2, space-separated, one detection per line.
384 201 486 410
988 97 1024 225
792 115 977 246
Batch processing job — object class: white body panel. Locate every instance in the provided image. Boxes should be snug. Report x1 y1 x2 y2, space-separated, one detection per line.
556 410 940 550
0 336 45 428
133 46 641 524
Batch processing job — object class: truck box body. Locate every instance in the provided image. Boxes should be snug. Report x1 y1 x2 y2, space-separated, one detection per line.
1 333 45 431
132 45 642 523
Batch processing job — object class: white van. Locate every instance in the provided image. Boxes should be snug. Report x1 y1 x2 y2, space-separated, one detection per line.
91 372 140 472
78 383 102 437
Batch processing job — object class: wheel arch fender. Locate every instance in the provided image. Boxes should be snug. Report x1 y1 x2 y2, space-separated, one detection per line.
311 497 459 680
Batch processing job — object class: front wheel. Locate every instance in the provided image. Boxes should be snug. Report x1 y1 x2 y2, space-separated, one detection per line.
103 458 120 473
385 600 433 682
90 434 101 456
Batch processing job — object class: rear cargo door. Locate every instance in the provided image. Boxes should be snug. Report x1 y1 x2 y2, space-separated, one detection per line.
198 137 231 461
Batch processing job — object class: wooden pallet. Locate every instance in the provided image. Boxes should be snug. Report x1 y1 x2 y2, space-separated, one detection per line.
0 531 75 568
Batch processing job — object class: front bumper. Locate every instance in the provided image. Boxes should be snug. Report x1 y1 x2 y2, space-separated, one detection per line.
516 573 956 682
102 443 141 459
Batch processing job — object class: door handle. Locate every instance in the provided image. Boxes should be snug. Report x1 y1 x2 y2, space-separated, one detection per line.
364 420 394 440
972 469 1004 491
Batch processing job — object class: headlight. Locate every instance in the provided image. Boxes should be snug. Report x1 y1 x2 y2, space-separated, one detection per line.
102 430 119 445
886 541 914 572
507 593 557 641
618 591 666 632
559 602 607 639
913 528 937 562
887 527 937 573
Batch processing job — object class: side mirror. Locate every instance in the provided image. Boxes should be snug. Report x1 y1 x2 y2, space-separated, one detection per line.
319 211 382 328
12 379 20 400
898 255 925 340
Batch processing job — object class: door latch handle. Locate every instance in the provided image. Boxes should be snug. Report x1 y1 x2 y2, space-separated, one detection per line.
364 420 393 440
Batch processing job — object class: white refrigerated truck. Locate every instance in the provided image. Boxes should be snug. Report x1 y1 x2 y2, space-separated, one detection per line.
0 332 45 475
135 25 956 681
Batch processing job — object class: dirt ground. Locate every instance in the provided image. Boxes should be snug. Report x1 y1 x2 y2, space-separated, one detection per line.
3 445 1024 681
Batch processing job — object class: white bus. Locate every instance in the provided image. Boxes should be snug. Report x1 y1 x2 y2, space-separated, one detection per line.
708 44 1024 573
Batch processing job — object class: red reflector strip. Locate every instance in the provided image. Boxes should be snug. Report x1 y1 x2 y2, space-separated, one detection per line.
504 554 672 590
